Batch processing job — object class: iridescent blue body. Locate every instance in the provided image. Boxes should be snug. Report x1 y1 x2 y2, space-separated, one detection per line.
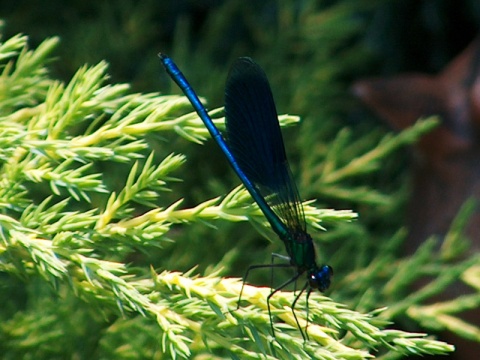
160 54 332 339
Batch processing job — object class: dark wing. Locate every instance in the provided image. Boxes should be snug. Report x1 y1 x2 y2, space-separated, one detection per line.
224 57 306 233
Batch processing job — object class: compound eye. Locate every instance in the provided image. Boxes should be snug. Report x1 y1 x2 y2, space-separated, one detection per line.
308 273 317 287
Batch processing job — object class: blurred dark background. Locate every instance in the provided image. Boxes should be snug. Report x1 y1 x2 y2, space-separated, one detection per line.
2 0 479 92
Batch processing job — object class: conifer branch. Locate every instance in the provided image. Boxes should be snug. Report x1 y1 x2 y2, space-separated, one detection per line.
0 33 457 359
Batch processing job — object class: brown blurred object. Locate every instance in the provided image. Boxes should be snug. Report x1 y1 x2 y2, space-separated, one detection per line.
353 36 480 359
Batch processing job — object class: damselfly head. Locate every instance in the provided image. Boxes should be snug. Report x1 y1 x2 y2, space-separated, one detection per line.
308 265 333 292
